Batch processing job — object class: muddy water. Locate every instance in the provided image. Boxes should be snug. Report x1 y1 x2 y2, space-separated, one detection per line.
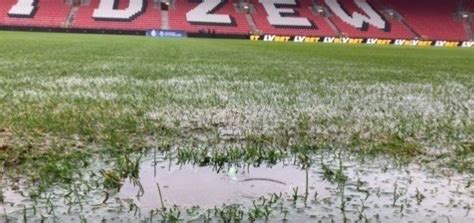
0 152 473 222
118 160 316 209
118 155 473 222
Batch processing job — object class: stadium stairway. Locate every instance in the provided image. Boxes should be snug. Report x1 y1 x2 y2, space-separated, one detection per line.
464 22 474 40
232 2 257 34
161 9 170 29
323 17 342 36
472 21 474 40
160 1 170 29
398 14 421 39
64 5 80 28
245 14 258 34
462 17 473 40
310 2 342 36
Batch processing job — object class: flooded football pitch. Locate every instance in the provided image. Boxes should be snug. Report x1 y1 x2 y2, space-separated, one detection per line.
0 32 473 222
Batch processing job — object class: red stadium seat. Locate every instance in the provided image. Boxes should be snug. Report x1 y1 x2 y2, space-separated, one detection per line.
384 0 468 41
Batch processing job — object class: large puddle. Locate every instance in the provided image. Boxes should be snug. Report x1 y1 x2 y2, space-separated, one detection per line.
119 160 312 209
1 152 473 222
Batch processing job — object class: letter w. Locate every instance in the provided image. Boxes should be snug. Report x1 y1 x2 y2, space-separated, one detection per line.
324 0 388 31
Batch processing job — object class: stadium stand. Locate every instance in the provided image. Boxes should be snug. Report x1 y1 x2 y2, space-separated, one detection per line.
168 0 250 35
0 0 472 41
320 0 415 39
249 0 336 36
0 0 70 28
71 0 161 31
384 0 468 41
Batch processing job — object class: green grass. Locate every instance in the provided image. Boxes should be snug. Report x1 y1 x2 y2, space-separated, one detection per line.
0 30 472 184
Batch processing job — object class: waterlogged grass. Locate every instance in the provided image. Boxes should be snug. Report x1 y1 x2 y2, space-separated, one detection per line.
0 31 473 221
1 149 472 222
